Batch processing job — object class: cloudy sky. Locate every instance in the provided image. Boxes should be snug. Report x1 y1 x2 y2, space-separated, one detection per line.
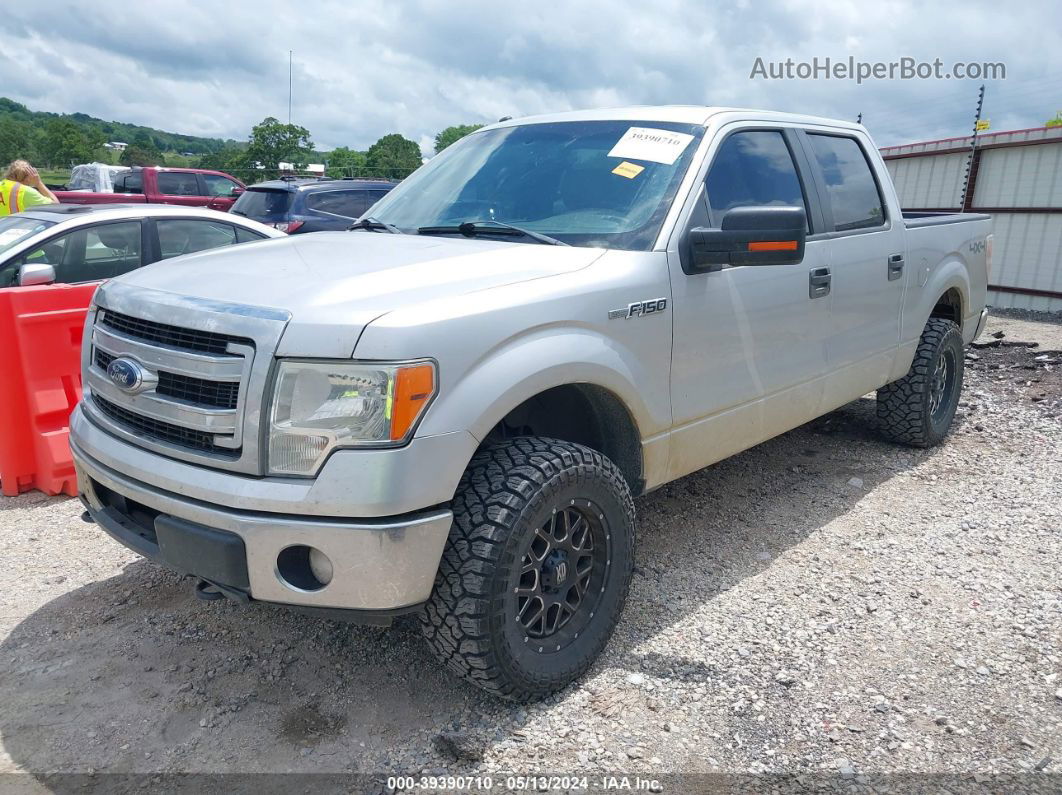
3 0 1060 154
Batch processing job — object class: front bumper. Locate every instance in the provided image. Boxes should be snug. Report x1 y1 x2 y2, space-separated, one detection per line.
72 436 453 612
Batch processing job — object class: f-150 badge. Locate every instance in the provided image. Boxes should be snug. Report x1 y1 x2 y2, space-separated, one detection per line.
609 298 668 319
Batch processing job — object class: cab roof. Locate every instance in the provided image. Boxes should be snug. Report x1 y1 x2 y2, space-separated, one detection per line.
483 105 864 132
247 177 399 192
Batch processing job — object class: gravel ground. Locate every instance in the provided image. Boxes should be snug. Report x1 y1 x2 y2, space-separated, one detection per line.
0 311 1059 793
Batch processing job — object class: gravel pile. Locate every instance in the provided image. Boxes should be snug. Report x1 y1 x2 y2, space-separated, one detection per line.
0 311 1058 791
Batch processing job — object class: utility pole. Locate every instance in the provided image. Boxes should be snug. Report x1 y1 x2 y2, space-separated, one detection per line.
288 50 293 124
958 84 986 211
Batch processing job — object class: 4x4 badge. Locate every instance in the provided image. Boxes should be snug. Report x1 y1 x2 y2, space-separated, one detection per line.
608 298 668 319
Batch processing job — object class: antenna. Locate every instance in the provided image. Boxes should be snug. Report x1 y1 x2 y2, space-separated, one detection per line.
288 50 293 124
856 112 862 125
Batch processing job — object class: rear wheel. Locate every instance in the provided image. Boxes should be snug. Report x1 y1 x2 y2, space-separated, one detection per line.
877 318 964 447
420 437 635 701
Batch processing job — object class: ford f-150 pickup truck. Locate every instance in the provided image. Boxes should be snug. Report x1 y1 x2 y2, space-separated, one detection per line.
53 167 245 210
70 107 991 701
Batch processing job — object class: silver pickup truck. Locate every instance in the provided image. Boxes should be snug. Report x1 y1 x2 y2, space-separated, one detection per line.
71 107 991 701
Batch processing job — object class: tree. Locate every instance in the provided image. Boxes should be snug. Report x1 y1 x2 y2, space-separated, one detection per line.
325 146 367 178
366 133 422 180
39 119 104 167
196 145 255 182
0 118 36 164
244 117 314 179
434 124 483 154
119 144 163 167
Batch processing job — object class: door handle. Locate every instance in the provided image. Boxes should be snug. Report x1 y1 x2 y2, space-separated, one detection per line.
809 267 831 299
888 253 905 281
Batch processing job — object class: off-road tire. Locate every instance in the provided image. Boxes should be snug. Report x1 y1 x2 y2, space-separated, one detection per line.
420 437 635 702
877 318 964 447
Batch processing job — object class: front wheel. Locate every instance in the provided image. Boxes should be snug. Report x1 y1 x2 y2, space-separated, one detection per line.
419 437 635 701
877 317 965 447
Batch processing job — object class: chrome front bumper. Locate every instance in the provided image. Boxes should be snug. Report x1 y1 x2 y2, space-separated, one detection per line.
72 435 453 612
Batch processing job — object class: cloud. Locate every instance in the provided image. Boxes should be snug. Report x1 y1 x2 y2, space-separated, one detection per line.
3 0 1060 153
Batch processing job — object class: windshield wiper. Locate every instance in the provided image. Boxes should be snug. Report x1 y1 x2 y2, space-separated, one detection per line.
417 220 569 246
349 216 402 234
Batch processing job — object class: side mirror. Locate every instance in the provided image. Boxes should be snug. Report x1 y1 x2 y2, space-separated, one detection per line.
17 263 57 287
687 206 806 272
230 187 245 198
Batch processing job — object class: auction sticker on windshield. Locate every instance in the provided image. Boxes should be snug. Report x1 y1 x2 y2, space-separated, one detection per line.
608 127 695 165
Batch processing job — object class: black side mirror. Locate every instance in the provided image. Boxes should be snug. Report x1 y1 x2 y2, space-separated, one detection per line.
687 206 806 272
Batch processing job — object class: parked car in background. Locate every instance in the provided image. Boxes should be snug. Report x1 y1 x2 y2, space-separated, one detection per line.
52 167 247 211
230 177 397 233
0 204 282 287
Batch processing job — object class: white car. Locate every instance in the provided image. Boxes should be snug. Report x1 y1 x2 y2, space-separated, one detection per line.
0 204 284 288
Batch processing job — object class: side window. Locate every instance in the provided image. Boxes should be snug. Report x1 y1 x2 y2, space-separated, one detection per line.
306 190 367 218
367 189 390 205
115 172 143 194
20 222 143 283
157 172 200 196
203 174 240 197
157 219 237 260
235 226 266 243
705 131 808 226
806 134 886 231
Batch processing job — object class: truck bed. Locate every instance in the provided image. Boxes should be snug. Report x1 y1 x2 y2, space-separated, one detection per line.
902 210 992 228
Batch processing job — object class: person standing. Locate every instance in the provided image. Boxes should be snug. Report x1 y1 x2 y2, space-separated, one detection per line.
0 160 59 216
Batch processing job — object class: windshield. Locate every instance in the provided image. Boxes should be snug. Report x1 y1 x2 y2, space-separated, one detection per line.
0 216 54 258
369 120 705 250
231 188 294 221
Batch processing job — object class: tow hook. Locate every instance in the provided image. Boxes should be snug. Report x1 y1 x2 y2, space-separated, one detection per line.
194 578 250 604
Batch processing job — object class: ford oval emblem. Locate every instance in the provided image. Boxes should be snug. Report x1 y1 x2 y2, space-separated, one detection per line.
106 357 145 393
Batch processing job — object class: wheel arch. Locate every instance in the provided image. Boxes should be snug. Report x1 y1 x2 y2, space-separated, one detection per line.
480 383 646 495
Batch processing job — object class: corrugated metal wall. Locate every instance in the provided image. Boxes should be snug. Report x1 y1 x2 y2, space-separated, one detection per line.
974 144 1062 207
881 131 1062 312
885 153 966 209
985 213 1062 311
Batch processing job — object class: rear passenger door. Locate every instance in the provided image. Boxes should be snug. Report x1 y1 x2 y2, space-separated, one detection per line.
797 131 906 398
155 172 206 207
152 218 241 261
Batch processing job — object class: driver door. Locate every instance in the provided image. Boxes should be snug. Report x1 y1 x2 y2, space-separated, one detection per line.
666 126 832 481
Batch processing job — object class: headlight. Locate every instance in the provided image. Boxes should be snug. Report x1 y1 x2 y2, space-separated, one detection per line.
268 359 436 475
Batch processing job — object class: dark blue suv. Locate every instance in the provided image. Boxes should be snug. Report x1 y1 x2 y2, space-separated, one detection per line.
230 178 397 234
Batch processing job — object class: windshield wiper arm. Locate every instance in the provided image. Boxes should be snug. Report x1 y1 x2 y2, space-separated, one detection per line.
349 216 402 234
417 220 569 246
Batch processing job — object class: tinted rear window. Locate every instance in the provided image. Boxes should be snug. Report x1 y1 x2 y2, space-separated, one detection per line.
231 189 294 221
157 172 201 196
806 134 886 231
305 189 370 218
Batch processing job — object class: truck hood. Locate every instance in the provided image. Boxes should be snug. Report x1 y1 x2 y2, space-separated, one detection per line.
114 231 605 356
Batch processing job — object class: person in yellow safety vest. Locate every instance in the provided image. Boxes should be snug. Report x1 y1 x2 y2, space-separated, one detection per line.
0 160 59 216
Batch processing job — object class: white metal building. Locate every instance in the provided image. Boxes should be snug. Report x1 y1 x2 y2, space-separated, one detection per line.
881 126 1062 312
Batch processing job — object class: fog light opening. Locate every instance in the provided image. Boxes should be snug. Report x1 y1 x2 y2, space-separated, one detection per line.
276 545 332 592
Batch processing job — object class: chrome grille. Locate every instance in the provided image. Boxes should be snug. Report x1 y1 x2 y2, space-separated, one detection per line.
100 310 252 355
95 348 240 410
84 282 290 474
92 394 236 456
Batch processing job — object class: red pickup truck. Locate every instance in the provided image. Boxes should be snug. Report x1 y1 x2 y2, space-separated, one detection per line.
53 167 246 211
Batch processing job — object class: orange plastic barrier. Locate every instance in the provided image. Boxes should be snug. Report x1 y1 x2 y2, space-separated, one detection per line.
0 283 99 497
